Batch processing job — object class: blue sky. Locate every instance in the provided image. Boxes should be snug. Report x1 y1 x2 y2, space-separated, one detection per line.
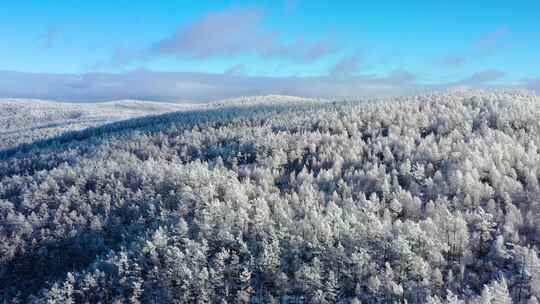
0 0 539 101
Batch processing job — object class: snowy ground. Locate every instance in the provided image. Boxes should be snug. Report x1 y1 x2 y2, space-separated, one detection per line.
0 96 321 150
0 99 200 150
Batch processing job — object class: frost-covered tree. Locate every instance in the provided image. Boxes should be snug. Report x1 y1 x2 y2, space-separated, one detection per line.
1 91 540 302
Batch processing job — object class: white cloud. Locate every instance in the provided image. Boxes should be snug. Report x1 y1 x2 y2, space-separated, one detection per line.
439 27 510 68
0 68 529 103
0 69 423 102
474 27 510 51
330 53 362 76
224 64 248 76
459 69 506 84
525 78 540 94
108 8 339 66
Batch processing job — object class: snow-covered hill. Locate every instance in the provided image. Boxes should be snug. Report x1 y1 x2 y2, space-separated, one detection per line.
2 91 540 303
0 98 199 150
0 96 319 150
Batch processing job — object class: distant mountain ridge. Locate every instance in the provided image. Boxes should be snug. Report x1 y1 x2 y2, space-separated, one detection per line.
0 95 320 150
0 98 198 149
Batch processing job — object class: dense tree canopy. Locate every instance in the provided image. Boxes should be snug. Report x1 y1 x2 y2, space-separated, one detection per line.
1 91 540 303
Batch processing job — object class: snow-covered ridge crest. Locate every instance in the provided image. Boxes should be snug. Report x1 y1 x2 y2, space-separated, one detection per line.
0 98 199 149
0 95 325 150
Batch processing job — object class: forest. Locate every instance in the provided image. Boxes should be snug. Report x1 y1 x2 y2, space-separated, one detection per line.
0 98 192 149
1 91 540 303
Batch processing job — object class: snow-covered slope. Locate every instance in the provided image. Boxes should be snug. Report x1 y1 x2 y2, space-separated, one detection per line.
3 91 540 303
0 96 319 150
212 94 326 106
0 98 199 149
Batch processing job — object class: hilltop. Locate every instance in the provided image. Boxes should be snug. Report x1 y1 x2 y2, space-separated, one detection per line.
0 98 199 150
